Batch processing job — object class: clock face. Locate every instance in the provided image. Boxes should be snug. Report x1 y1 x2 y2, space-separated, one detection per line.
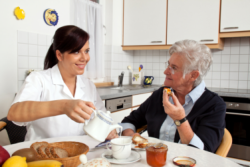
175 121 180 126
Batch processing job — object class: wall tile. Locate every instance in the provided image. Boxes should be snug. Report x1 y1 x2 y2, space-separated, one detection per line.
29 45 37 56
152 77 160 85
224 38 231 47
205 72 212 79
46 35 53 46
38 57 44 69
231 38 240 46
220 80 229 88
240 45 250 54
153 70 160 77
18 31 28 43
239 64 248 72
38 34 47 46
18 44 28 56
221 46 230 54
18 80 24 90
18 56 29 68
205 79 212 87
160 77 165 85
29 33 37 45
146 55 153 62
231 46 240 54
239 55 249 64
29 57 38 69
38 46 47 57
153 63 159 70
230 55 239 63
229 64 239 71
213 55 221 63
239 72 248 81
160 55 167 62
229 80 238 89
212 80 220 88
240 37 250 46
160 62 165 70
221 55 230 63
18 69 28 80
212 50 222 55
221 72 229 80
239 81 248 89
230 72 238 80
212 72 220 79
221 64 230 71
213 64 221 71
152 55 160 63
146 62 153 70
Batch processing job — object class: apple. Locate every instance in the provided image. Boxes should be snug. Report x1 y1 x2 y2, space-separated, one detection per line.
0 145 10 167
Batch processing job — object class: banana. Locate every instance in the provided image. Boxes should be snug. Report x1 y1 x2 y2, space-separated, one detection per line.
27 160 63 167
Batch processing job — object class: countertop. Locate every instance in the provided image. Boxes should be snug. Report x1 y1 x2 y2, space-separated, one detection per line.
97 85 250 100
97 85 161 100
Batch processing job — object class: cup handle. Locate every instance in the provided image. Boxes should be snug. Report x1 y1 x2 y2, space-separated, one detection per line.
85 108 97 126
151 76 154 81
106 142 112 152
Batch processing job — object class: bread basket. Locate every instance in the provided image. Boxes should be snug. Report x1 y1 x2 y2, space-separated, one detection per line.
36 141 89 167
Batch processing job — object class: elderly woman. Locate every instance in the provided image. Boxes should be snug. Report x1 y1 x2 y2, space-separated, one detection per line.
121 39 226 153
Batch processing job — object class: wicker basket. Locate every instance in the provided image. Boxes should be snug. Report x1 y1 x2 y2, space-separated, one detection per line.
36 141 89 167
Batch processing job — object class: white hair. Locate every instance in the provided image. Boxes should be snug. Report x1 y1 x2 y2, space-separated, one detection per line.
169 39 213 87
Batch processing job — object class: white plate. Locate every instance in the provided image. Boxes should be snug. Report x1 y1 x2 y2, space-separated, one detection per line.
131 136 160 151
102 150 141 164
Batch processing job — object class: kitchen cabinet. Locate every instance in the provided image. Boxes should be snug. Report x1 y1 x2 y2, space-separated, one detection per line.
220 0 250 38
122 0 223 50
123 0 167 46
132 92 152 107
167 0 221 47
111 108 131 124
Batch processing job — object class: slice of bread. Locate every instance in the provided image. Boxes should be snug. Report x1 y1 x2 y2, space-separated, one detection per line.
37 146 48 158
30 142 49 158
51 147 68 158
164 87 172 96
45 147 53 158
132 135 148 145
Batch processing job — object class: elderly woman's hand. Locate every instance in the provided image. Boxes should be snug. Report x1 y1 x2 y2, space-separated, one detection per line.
106 129 119 140
162 91 186 121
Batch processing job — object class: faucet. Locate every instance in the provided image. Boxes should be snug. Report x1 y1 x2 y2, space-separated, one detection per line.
118 72 124 87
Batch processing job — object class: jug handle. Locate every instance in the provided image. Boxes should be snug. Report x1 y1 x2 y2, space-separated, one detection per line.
85 108 97 126
108 124 123 135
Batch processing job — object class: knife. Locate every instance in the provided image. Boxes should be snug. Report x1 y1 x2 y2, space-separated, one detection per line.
89 145 107 152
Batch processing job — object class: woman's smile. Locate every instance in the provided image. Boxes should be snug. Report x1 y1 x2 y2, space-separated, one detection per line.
75 64 86 69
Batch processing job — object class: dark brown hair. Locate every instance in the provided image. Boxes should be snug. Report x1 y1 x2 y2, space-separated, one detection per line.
44 25 89 69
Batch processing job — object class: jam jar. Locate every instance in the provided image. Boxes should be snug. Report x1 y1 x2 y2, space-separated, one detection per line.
146 144 168 167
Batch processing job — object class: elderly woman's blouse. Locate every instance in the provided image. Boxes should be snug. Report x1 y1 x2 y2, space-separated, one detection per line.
12 65 106 141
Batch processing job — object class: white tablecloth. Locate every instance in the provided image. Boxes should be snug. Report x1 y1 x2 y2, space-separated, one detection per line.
3 135 241 167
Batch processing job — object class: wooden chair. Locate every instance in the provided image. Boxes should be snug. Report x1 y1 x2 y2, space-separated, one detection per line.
215 128 232 157
0 117 27 144
136 125 147 134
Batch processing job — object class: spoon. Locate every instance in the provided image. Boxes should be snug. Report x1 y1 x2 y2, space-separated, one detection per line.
153 142 163 148
104 154 113 159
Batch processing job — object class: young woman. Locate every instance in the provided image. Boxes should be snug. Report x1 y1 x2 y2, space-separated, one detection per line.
8 25 118 141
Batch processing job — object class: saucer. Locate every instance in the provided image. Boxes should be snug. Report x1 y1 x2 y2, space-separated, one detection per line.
102 150 141 164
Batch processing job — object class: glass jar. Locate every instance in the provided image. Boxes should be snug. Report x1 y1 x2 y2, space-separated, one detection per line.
146 144 168 167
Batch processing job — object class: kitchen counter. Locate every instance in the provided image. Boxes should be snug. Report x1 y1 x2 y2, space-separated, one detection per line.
97 85 250 100
208 87 250 98
97 85 162 100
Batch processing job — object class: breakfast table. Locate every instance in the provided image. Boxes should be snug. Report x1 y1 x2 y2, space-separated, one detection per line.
3 135 241 167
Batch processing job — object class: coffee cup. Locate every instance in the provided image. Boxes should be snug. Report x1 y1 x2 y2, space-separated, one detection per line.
106 137 132 159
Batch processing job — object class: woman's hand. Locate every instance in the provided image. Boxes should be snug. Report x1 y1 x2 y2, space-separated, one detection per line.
63 100 96 123
162 91 186 121
106 129 119 140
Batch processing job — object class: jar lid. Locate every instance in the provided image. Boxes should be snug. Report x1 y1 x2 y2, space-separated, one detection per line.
172 156 196 166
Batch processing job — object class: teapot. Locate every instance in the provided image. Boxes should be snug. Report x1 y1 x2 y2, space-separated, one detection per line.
83 109 122 142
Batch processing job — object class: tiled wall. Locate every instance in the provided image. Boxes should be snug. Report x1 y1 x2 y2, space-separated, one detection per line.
205 37 250 89
104 45 134 85
17 31 52 90
122 37 250 89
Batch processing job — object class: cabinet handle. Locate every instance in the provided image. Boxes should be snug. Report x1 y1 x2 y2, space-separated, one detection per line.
224 27 239 29
200 39 214 42
151 41 162 43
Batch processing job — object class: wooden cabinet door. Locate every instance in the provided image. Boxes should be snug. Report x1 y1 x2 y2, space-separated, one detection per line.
111 108 132 124
123 0 167 46
167 0 220 45
220 0 250 32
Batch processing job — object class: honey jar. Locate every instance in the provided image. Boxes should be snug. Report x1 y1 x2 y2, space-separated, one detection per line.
146 144 168 167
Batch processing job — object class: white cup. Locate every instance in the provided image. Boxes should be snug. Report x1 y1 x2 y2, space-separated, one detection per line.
106 137 132 159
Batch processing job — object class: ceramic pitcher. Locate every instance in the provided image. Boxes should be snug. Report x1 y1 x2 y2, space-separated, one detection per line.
83 109 122 142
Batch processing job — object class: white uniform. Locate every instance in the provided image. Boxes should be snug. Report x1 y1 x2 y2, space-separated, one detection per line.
12 65 106 141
